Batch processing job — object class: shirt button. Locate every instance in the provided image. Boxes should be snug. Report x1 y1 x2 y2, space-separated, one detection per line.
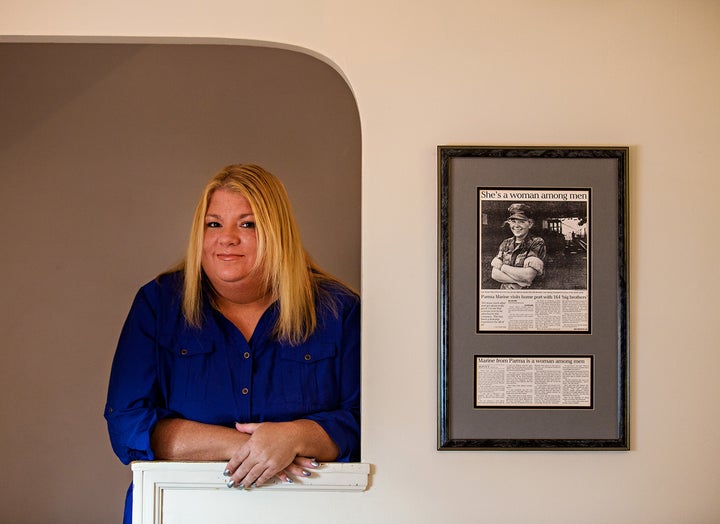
304 354 312 361
241 388 249 395
243 352 250 359
180 349 188 355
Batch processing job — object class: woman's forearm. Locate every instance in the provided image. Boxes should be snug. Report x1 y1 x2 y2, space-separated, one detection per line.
492 267 521 285
151 418 250 460
500 264 538 286
151 418 337 463
292 419 340 461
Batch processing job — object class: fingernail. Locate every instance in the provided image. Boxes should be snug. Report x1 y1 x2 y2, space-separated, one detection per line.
237 483 245 490
301 470 311 477
285 477 294 484
226 479 235 488
223 469 231 476
310 459 319 468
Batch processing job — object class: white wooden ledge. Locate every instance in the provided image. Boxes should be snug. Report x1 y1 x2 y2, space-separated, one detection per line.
132 461 370 524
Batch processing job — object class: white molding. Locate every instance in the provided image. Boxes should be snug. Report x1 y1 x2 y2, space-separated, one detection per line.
132 461 370 524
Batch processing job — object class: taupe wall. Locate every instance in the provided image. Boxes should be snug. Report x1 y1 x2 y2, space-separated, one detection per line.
0 43 360 523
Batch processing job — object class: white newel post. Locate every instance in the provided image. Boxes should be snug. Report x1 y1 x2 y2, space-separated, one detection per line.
131 462 370 523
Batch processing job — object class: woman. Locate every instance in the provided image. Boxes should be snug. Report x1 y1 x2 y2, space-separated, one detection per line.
105 164 360 522
491 203 546 289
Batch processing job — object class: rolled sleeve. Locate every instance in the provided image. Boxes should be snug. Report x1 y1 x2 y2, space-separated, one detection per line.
104 285 168 464
524 256 545 276
105 404 159 464
306 292 360 462
305 410 360 462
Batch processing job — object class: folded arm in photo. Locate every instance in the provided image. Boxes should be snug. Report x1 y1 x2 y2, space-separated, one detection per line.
491 256 544 287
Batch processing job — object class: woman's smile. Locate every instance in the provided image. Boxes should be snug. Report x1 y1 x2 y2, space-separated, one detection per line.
217 253 244 261
508 218 532 239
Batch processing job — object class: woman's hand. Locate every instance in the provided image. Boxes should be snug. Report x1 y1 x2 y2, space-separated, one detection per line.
224 420 337 488
224 422 300 488
281 455 321 483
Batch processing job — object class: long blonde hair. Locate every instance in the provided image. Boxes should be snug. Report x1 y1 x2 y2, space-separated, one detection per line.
181 164 346 345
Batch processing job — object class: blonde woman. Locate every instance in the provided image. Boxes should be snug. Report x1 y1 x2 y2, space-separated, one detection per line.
105 164 360 523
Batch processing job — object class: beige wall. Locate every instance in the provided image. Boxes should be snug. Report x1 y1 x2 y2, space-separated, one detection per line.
2 1 720 523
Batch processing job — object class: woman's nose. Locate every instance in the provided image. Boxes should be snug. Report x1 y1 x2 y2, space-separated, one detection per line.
219 230 240 246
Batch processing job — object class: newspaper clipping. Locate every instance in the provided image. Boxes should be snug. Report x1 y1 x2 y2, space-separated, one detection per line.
478 188 590 332
475 356 593 408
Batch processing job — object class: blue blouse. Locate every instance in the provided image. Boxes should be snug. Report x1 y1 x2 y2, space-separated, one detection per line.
104 272 361 470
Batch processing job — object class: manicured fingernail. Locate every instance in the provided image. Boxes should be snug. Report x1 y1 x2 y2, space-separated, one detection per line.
310 459 319 468
285 477 294 484
301 470 311 477
237 483 245 490
226 479 235 488
223 469 231 476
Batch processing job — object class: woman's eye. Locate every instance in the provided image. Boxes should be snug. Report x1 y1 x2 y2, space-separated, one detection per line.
240 221 256 229
205 221 221 228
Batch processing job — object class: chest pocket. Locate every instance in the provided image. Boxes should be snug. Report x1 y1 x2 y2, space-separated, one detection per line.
160 335 215 404
279 343 337 410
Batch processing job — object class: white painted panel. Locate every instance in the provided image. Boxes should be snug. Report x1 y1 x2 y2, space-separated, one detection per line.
132 462 370 524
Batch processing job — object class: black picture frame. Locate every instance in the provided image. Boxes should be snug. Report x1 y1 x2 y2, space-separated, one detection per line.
438 146 629 450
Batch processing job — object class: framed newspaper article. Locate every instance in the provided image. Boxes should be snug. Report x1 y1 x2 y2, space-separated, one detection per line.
438 146 629 450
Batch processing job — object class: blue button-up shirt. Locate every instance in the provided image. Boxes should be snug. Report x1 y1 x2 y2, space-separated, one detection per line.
104 272 361 468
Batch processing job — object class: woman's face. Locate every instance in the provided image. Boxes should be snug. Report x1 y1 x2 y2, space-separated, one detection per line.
508 218 533 240
201 189 261 294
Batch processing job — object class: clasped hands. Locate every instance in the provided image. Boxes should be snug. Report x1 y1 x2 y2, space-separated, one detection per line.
223 421 319 489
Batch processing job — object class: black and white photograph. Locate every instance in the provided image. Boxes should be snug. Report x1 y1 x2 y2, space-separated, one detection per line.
478 188 590 332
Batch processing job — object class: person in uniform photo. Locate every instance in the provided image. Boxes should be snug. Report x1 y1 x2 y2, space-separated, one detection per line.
491 203 546 289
